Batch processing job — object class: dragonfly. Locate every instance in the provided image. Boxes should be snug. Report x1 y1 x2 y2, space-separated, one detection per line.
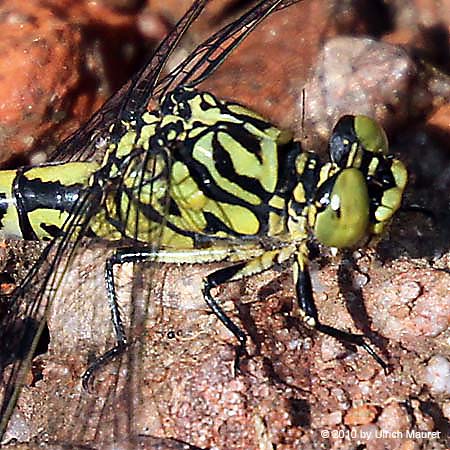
0 0 407 446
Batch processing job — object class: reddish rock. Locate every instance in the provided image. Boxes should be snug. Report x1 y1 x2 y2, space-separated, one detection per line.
344 404 378 426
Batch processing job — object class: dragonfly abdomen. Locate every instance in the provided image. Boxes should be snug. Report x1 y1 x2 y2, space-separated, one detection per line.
0 161 98 240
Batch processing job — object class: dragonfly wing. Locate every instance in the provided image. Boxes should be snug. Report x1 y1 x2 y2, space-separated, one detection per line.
0 183 104 438
149 0 300 108
50 0 210 164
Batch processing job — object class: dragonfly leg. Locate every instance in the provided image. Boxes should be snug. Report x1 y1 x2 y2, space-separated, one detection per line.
203 262 248 371
83 245 296 387
203 246 296 372
293 244 389 373
82 247 155 390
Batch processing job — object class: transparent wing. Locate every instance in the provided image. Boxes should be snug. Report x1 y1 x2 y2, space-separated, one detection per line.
50 0 299 164
128 0 300 117
49 0 209 164
0 184 103 439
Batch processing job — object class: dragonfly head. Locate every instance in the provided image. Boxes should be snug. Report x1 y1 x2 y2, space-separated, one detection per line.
312 115 407 248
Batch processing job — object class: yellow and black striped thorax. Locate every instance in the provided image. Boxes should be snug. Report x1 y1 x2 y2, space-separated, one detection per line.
91 86 303 248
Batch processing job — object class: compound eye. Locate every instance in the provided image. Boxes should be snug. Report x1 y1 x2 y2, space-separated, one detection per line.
314 168 370 248
354 115 388 155
329 115 355 166
329 115 389 167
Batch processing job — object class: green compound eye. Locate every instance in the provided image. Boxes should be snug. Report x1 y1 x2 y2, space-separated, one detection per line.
329 115 388 167
353 115 388 155
314 168 370 248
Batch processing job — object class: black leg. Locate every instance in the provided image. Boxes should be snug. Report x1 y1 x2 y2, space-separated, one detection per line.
83 245 295 387
82 247 155 390
294 248 389 373
203 263 248 370
201 247 295 372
